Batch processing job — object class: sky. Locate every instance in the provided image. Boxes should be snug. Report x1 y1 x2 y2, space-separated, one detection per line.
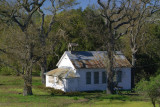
76 0 97 9
42 0 98 11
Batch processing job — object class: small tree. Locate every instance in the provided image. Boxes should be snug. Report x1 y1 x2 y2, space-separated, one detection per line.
126 0 160 88
136 75 160 107
37 0 77 84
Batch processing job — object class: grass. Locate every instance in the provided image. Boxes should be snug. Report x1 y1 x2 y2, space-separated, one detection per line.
69 100 154 107
0 75 157 107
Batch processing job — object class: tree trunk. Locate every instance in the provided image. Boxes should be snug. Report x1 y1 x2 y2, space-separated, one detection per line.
23 41 34 96
16 68 20 76
106 66 115 94
40 56 47 84
151 98 156 107
23 65 33 96
131 52 136 89
132 52 136 67
106 29 115 94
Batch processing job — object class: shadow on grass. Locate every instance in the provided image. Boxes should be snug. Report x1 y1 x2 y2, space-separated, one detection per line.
36 85 142 102
47 90 130 102
0 83 4 86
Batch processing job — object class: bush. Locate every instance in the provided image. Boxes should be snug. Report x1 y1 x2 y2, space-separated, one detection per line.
37 85 65 95
73 97 78 100
37 85 81 96
135 75 160 107
0 67 16 75
48 88 65 95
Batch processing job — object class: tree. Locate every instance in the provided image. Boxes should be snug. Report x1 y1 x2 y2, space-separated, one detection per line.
54 7 105 51
136 75 160 107
0 0 77 95
97 0 139 94
36 0 77 84
128 0 159 67
46 7 106 70
126 0 160 88
0 0 45 96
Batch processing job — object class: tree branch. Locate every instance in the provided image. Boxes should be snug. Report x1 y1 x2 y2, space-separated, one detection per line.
115 25 130 40
37 8 45 34
114 15 139 30
97 0 106 9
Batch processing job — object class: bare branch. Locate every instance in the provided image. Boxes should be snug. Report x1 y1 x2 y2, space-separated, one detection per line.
45 0 57 37
114 15 139 30
23 0 46 29
97 0 106 9
37 8 45 34
115 25 130 40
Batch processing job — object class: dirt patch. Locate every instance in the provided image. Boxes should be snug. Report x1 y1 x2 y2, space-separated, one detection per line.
8 91 21 94
76 99 89 103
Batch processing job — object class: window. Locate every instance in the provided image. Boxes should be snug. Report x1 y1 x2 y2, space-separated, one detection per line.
94 72 99 84
117 71 122 82
86 72 91 84
102 72 106 83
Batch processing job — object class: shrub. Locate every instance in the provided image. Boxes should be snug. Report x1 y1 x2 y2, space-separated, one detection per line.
0 67 16 75
48 88 65 95
37 85 65 95
135 75 160 107
73 97 78 100
37 85 81 96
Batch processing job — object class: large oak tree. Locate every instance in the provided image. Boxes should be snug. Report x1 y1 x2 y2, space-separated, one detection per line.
97 0 141 94
0 0 77 96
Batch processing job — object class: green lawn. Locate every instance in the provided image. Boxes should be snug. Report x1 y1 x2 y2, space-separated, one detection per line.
0 75 156 107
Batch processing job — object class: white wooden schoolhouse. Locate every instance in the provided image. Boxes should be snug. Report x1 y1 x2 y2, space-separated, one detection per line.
46 51 132 92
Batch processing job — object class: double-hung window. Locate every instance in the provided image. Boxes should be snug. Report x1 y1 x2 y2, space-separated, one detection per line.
117 71 122 82
102 72 106 84
86 72 91 84
94 72 99 84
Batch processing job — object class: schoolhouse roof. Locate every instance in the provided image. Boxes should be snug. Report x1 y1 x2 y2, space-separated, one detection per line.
58 51 132 69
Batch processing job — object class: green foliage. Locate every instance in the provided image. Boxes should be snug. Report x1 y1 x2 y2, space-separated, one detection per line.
142 22 160 57
120 21 160 83
46 87 65 96
38 85 81 96
32 65 40 76
73 97 78 100
46 8 105 70
0 66 16 75
37 85 65 95
155 68 160 75
136 75 160 106
135 53 159 82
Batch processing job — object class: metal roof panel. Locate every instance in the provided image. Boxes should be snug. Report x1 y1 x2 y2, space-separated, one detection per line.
66 51 131 69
